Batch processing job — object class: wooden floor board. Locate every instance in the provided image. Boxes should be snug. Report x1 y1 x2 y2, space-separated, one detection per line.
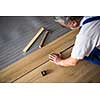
15 48 100 83
1 28 100 83
0 29 79 83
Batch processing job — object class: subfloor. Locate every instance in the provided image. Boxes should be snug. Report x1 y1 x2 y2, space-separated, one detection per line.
0 16 70 70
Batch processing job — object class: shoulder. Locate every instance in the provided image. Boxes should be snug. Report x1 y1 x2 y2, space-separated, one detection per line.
80 16 91 26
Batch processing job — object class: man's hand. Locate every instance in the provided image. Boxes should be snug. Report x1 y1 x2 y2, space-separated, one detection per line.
49 53 79 67
49 53 63 65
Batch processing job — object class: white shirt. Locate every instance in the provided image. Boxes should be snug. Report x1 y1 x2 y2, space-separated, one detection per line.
71 16 100 59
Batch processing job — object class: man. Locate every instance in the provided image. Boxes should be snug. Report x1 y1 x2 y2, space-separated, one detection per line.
49 16 100 66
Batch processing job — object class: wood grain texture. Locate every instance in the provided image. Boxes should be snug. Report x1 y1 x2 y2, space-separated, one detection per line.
15 48 100 83
1 27 100 83
0 29 79 83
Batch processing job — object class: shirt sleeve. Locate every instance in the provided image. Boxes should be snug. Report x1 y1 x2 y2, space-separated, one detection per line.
71 34 96 59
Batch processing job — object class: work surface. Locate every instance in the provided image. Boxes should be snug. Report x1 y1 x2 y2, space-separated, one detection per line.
0 29 100 83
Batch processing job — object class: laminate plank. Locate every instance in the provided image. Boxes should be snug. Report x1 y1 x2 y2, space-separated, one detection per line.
15 48 100 83
0 29 79 83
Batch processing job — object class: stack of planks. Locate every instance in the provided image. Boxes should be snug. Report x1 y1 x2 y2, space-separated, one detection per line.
0 29 100 83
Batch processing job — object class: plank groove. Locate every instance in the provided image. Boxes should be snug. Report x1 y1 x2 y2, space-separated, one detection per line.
1 27 100 83
0 29 79 82
15 48 100 83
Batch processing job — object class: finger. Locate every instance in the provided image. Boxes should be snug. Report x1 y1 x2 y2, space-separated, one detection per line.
49 57 54 61
49 57 58 62
49 55 56 59
50 54 59 57
49 59 55 63
49 58 56 62
49 59 54 62
49 55 57 59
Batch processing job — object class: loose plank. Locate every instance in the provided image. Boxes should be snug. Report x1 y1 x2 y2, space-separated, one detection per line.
23 27 45 52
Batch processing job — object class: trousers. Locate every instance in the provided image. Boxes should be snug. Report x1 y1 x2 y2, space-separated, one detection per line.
84 47 100 66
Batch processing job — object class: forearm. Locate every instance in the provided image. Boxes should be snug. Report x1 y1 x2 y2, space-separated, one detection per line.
49 53 79 67
59 57 79 67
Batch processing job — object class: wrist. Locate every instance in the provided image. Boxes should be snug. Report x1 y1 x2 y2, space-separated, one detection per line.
58 60 64 66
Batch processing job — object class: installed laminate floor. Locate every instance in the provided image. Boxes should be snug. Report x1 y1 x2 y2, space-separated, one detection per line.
0 28 100 83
